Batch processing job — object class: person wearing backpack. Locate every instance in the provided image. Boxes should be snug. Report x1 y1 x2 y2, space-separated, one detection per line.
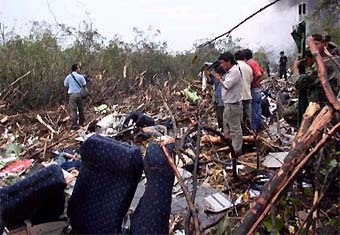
64 64 87 130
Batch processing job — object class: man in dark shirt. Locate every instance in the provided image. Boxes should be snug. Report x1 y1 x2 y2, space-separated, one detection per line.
279 51 288 79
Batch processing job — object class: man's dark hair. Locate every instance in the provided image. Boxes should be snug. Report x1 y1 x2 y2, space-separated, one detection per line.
71 64 79 72
218 52 237 65
243 49 253 60
280 51 284 55
312 34 322 42
312 33 331 42
234 50 245 61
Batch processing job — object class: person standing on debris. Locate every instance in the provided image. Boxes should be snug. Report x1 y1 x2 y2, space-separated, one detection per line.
294 34 340 127
214 52 243 159
243 49 264 133
209 66 226 130
64 64 87 130
294 49 317 126
279 51 288 79
266 61 271 78
235 50 253 135
197 62 211 92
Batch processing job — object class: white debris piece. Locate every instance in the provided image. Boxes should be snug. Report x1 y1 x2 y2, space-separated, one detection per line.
204 192 233 213
262 152 288 168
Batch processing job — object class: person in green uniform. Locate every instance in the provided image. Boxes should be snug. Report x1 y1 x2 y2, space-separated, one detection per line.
294 34 339 128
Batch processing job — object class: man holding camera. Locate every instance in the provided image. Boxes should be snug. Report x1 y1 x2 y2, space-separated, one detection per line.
213 52 243 160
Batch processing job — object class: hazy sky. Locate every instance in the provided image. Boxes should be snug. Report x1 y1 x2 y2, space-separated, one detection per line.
0 0 301 53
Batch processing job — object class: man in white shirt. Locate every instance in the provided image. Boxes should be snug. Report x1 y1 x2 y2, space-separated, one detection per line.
235 50 253 134
64 64 87 130
214 52 243 170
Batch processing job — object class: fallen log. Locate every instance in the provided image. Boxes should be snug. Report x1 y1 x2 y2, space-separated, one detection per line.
201 135 254 144
233 104 334 234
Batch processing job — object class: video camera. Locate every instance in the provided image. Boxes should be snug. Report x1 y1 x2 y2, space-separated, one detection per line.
206 61 220 72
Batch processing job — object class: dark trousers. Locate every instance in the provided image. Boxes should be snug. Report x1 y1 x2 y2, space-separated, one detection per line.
215 104 224 130
279 68 287 79
297 88 308 128
69 93 85 128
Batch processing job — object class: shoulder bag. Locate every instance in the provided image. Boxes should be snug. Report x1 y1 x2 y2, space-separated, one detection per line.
71 73 89 98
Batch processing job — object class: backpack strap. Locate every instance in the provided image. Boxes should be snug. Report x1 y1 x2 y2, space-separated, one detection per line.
71 73 83 88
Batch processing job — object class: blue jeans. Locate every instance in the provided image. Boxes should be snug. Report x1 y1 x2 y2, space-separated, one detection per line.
251 88 262 132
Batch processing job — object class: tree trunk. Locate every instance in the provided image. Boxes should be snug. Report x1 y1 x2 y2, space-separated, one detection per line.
233 105 334 234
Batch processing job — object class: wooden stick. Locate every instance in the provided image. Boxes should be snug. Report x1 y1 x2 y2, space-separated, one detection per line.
296 168 340 234
10 71 31 86
0 71 31 99
25 132 78 159
160 91 178 138
160 142 201 235
42 140 48 160
36 114 58 134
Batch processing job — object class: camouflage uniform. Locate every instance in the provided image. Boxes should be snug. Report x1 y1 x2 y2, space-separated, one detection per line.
322 56 340 104
308 57 340 106
295 64 317 126
295 64 318 100
295 54 339 127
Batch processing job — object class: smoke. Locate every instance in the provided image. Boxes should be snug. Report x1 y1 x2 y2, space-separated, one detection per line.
274 0 319 13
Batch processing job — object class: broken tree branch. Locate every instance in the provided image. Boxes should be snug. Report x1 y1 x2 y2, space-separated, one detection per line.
160 90 178 138
25 132 78 159
324 48 340 71
36 114 58 134
160 142 201 235
233 105 334 234
292 102 320 148
251 123 339 235
307 36 340 111
296 167 340 234
0 71 31 99
185 106 201 235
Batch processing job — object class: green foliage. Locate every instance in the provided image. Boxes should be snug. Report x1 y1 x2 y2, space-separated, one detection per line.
5 143 22 158
253 47 269 72
211 214 232 235
325 215 340 228
0 21 291 112
320 155 338 178
262 216 285 235
260 196 301 234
